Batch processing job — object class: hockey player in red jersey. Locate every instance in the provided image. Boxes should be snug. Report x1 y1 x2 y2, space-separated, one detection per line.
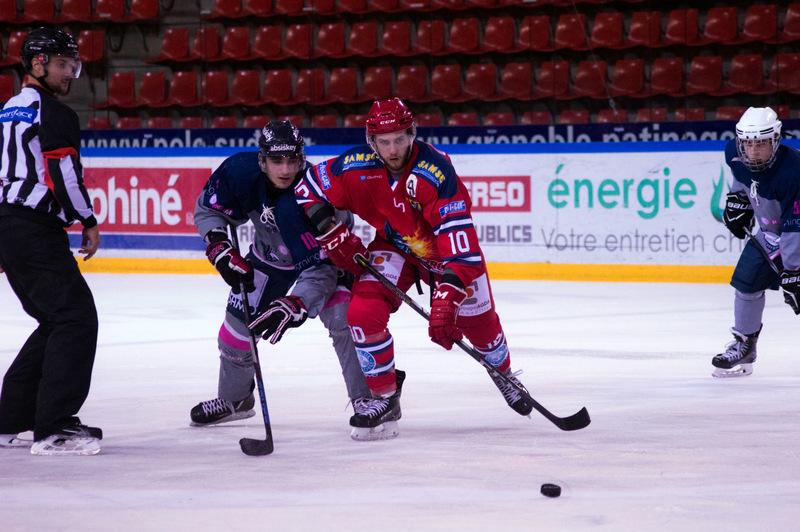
296 98 533 439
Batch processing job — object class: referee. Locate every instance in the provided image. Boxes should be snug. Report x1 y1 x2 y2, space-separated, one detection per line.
0 28 102 455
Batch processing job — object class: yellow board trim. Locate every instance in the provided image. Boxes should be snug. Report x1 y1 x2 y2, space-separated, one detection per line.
77 258 733 283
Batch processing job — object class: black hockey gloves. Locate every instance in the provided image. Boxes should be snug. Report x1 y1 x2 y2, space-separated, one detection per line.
248 296 308 344
205 228 255 294
780 269 800 315
722 191 754 239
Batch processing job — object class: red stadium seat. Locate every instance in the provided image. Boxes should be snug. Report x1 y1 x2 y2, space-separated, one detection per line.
191 26 222 61
283 24 313 59
554 13 588 50
326 67 359 103
446 18 480 54
243 115 270 128
95 0 125 20
483 112 514 126
463 63 498 100
466 0 497 7
773 105 790 119
627 11 661 47
431 64 463 102
557 109 590 124
147 117 173 128
765 53 800 92
740 4 778 43
0 74 16 104
205 0 242 19
396 65 429 101
101 71 136 108
533 60 570 98
415 112 443 126
21 0 55 22
664 9 700 45
673 107 705 121
347 21 379 56
344 114 368 127
333 0 365 12
381 21 412 55
702 7 739 44
118 117 142 129
499 62 532 99
715 106 747 121
179 116 204 128
597 108 628 123
0 32 27 67
211 116 238 128
609 58 645 97
686 55 723 95
294 68 326 104
520 111 551 125
277 114 306 128
590 12 624 49
723 54 765 95
431 0 464 9
151 28 190 62
274 0 304 15
482 16 516 52
87 116 112 129
362 66 393 101
128 0 159 20
634 107 668 122
202 70 229 106
448 112 480 126
139 71 167 107
311 114 338 128
168 71 200 107
518 15 552 51
782 4 800 43
0 0 16 22
316 22 345 58
221 26 250 60
416 20 446 54
370 0 399 11
251 26 282 59
229 70 261 106
650 57 684 96
58 0 92 22
398 0 429 9
77 30 105 63
571 60 607 98
263 69 294 105
243 0 272 16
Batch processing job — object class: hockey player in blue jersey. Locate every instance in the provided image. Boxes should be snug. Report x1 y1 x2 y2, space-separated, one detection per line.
714 107 800 377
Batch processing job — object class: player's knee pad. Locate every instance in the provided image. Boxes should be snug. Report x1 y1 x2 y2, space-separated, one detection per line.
347 290 393 339
735 289 765 301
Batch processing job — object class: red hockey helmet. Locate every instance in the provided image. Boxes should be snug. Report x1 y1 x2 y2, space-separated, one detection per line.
365 98 415 136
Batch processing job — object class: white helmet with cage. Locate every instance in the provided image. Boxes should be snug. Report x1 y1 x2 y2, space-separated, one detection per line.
735 107 782 172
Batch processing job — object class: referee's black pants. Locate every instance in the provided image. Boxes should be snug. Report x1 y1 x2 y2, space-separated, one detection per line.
0 211 98 441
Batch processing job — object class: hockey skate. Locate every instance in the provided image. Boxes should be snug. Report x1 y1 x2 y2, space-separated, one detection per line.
490 369 535 416
190 394 255 426
350 370 405 442
712 327 760 378
30 423 103 456
0 432 33 449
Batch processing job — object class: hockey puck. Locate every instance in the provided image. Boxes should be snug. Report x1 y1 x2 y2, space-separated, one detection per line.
540 483 561 498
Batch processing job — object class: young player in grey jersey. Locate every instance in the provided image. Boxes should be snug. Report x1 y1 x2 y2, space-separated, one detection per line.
715 107 800 377
190 120 379 431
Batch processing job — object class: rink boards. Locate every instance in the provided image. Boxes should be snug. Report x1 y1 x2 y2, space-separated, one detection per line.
73 140 800 282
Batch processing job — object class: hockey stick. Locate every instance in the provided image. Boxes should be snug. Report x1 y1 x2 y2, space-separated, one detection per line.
354 255 591 431
743 227 781 275
230 226 275 456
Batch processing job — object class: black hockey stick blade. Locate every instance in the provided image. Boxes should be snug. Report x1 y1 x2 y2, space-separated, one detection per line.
239 436 274 456
549 406 591 431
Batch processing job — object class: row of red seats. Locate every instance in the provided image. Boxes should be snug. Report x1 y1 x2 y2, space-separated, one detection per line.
0 29 106 66
0 0 159 23
86 105 797 130
96 52 800 110
149 6 800 65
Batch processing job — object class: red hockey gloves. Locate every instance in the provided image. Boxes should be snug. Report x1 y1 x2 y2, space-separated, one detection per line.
317 222 368 276
249 296 309 344
780 269 800 315
722 191 754 239
429 282 468 350
205 229 254 294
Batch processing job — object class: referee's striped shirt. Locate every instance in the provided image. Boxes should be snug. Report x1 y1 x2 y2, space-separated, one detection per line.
0 84 96 228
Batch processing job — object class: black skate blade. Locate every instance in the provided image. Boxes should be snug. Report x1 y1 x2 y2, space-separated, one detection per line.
239 437 274 456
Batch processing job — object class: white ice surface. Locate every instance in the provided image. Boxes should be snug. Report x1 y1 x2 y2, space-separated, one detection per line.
1 274 799 531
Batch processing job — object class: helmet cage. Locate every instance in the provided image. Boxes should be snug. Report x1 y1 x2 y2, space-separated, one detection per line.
736 124 780 172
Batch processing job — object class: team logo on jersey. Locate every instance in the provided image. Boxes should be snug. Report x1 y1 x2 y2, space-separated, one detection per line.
260 204 278 231
439 200 466 217
406 175 417 198
356 349 376 373
414 160 446 184
318 164 331 190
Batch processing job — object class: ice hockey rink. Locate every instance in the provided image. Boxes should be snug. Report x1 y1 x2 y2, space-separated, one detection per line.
1 273 798 531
